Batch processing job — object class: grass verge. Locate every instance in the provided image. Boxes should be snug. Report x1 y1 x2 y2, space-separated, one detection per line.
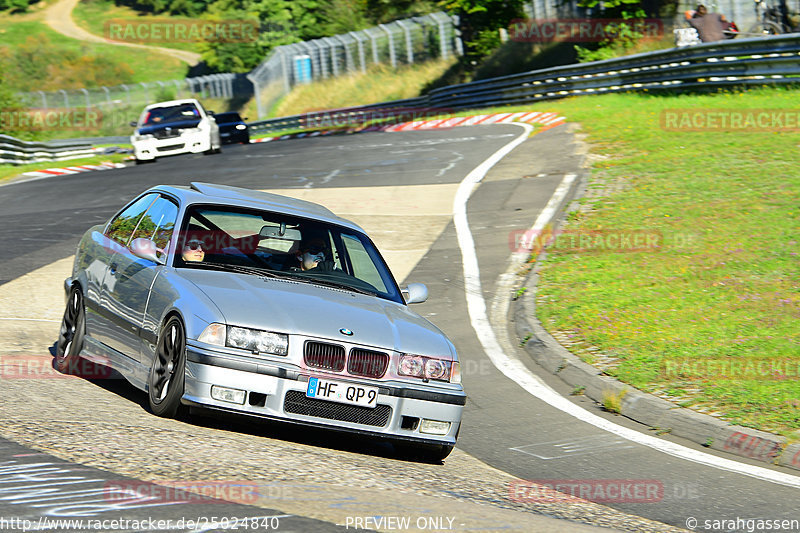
514 87 800 436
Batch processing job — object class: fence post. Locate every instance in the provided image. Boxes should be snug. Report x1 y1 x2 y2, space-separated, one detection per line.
379 24 397 68
101 86 111 108
59 89 69 109
395 20 414 64
37 91 47 109
335 34 354 72
350 31 367 73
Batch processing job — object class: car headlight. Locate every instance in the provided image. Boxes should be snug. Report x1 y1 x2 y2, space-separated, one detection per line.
181 127 201 134
197 323 288 356
235 124 247 130
134 133 153 141
398 354 459 383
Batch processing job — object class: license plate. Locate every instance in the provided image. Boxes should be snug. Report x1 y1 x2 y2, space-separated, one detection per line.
306 377 378 408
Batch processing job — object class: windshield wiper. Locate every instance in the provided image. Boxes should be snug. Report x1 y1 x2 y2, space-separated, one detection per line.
187 261 286 279
294 276 377 296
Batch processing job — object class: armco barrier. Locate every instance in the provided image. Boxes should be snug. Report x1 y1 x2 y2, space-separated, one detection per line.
248 34 800 134
0 135 95 165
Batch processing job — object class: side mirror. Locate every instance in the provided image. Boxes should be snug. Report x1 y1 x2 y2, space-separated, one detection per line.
130 238 163 264
129 121 138 128
402 283 428 304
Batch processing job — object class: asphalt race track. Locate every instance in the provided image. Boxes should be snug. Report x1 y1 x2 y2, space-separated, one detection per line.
1 125 799 533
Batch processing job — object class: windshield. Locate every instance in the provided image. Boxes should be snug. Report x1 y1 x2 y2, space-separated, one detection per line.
142 103 201 126
174 204 403 303
215 112 242 122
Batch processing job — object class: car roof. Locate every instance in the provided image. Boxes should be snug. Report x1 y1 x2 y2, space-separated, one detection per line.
144 99 201 109
153 182 365 233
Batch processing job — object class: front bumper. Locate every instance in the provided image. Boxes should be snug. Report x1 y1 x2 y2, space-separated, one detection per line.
182 344 465 445
131 131 210 160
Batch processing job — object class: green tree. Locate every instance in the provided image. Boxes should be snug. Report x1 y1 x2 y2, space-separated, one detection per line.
438 0 525 63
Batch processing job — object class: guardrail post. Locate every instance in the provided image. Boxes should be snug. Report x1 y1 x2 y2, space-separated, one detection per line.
37 90 47 109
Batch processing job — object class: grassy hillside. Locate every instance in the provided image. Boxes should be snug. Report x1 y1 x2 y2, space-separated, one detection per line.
0 19 187 91
71 0 201 53
266 59 457 119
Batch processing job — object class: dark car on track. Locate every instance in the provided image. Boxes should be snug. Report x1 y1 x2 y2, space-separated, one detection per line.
214 112 250 144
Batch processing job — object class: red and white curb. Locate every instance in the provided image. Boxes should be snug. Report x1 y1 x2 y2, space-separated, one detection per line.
383 111 566 132
250 111 566 143
21 161 126 178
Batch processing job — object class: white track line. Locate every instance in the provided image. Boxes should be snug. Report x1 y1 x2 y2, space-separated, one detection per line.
453 123 800 489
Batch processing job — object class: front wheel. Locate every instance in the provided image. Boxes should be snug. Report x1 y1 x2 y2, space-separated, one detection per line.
56 287 85 374
148 316 187 418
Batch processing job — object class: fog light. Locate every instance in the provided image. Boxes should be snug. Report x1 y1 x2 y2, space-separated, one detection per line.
420 419 450 436
211 385 245 405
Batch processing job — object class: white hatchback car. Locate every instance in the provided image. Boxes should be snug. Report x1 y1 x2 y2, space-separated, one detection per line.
131 99 221 163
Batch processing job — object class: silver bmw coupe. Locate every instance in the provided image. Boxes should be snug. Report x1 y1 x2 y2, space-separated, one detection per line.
57 182 464 460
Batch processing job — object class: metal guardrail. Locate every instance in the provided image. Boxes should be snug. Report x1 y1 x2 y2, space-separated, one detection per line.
247 34 800 135
0 135 95 165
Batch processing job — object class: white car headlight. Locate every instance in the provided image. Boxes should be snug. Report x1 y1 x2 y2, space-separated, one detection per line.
398 354 457 382
181 127 201 134
235 124 247 130
227 326 288 356
197 323 288 356
134 133 153 141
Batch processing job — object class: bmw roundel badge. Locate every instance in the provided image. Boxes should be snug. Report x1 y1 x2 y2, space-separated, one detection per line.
339 328 354 336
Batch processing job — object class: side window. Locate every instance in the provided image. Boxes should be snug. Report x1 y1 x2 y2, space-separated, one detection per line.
131 196 179 260
105 194 158 246
341 234 388 293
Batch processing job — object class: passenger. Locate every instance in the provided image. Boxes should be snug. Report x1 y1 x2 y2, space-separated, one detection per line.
687 4 729 42
182 238 205 262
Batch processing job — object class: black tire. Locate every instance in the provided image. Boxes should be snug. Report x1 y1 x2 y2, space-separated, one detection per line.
56 287 86 374
148 316 187 418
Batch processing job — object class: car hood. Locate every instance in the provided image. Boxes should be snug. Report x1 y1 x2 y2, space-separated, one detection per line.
138 119 201 135
177 269 454 357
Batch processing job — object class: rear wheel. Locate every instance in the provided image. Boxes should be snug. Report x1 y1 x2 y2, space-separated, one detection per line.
748 21 783 35
148 316 187 418
56 287 85 374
